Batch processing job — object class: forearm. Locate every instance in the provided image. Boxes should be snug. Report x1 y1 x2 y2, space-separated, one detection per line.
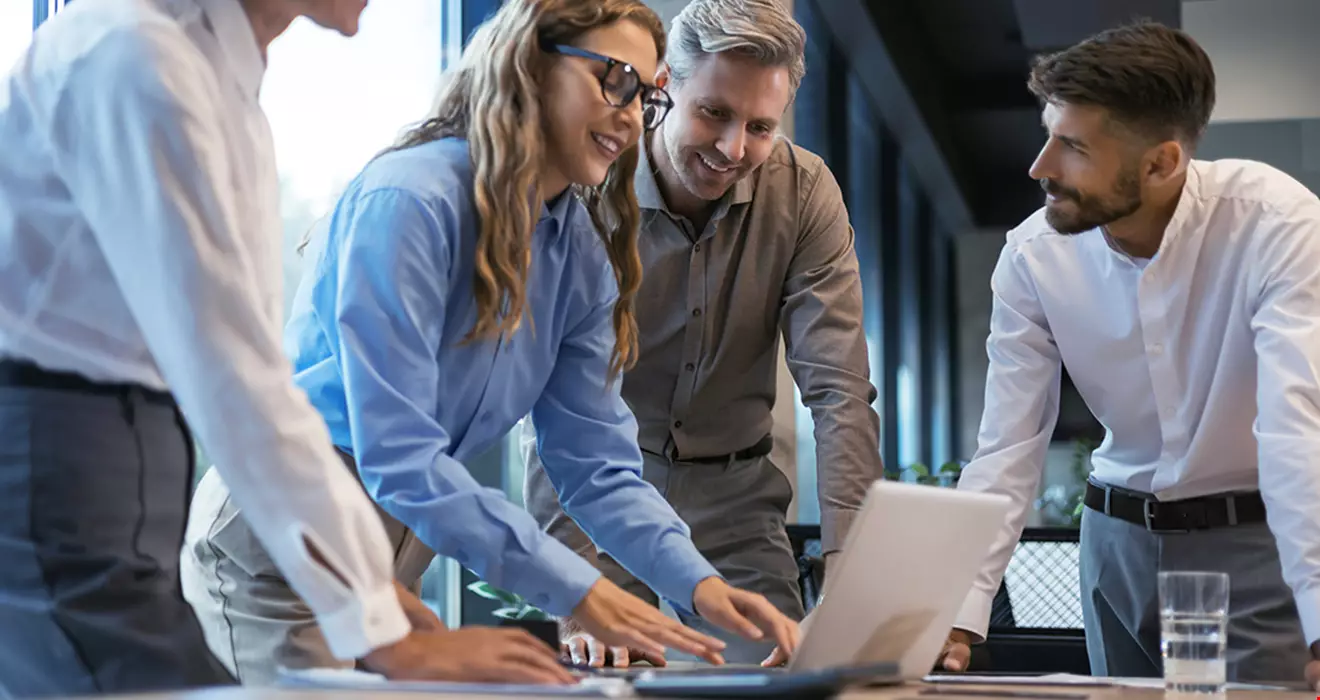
559 466 719 613
1258 437 1320 647
355 439 603 618
951 437 1053 640
809 390 884 554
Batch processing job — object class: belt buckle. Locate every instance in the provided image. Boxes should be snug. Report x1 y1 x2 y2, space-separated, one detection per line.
1143 500 1189 534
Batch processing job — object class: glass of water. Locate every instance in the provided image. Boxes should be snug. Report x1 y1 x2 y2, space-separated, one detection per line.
1159 571 1230 697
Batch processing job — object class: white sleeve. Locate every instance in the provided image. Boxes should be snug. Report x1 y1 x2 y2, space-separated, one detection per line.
952 238 1062 641
43 26 409 659
1249 196 1320 648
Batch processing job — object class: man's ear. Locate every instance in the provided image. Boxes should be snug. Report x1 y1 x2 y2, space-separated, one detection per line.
1145 140 1186 186
655 62 670 89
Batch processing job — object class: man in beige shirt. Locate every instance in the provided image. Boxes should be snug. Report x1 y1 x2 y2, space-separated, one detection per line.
523 0 883 666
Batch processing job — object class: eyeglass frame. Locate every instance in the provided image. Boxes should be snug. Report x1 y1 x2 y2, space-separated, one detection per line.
540 41 674 130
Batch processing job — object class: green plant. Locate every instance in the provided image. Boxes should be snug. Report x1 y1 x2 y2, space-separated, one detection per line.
1067 438 1098 525
885 461 965 487
466 581 552 621
1032 438 1097 528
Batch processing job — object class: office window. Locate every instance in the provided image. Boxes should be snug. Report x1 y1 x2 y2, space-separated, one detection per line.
262 2 454 314
258 0 460 622
0 3 34 72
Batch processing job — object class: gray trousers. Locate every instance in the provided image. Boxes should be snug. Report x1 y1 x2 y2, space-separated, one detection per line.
522 423 806 664
1080 494 1309 682
181 451 434 685
0 383 234 698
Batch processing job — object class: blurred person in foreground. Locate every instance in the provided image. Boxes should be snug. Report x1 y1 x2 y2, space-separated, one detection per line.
0 0 569 694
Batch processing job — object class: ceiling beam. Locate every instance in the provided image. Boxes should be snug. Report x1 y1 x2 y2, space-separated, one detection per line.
810 0 975 234
1012 0 1181 51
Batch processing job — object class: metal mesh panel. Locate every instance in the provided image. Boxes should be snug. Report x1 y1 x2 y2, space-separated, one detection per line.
1002 539 1084 629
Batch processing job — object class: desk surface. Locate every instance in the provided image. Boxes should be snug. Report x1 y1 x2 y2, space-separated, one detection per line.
101 682 1319 700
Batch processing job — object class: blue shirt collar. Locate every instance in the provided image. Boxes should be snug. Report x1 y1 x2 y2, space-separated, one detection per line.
539 189 578 238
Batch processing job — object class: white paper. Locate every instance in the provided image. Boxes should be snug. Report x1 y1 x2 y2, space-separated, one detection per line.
922 673 1113 686
276 667 635 697
923 673 1290 692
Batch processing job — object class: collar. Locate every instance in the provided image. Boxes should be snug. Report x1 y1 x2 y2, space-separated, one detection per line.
635 132 756 218
634 135 667 211
1157 160 1202 253
1119 160 1201 261
195 0 265 101
538 188 577 238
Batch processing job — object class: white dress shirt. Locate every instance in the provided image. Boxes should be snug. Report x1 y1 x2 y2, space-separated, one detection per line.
0 0 409 659
955 159 1320 647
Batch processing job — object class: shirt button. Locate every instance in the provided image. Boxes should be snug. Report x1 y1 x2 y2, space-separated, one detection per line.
694 243 702 252
674 420 683 428
1149 344 1163 355
479 411 492 422
691 308 702 317
685 362 695 371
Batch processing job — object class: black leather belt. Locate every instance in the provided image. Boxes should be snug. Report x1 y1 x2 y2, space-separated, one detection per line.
1084 480 1266 534
653 434 774 465
0 358 175 407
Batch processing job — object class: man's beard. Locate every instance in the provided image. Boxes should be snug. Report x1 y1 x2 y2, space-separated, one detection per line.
1041 165 1143 235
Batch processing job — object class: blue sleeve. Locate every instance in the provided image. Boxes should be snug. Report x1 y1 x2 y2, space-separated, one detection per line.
531 283 721 614
333 187 601 616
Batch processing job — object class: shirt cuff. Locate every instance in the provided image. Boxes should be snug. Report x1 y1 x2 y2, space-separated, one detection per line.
505 532 604 618
318 579 412 660
644 532 722 615
953 587 993 643
821 506 861 555
1294 584 1320 647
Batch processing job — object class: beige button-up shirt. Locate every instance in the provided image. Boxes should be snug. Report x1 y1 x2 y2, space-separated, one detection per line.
624 135 883 553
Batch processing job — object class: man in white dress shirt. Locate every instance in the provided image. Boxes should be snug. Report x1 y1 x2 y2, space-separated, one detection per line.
936 23 1320 685
0 0 572 694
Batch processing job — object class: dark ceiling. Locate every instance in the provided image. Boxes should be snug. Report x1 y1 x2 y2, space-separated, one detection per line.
815 0 1182 231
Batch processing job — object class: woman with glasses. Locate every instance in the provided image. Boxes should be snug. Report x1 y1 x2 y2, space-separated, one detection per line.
179 0 798 685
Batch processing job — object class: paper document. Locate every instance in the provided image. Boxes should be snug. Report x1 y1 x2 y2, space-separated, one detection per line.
277 667 634 696
923 673 1111 687
923 673 1290 692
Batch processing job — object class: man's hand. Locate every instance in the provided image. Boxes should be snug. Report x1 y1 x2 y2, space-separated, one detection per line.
693 577 800 660
760 608 813 668
362 627 575 684
561 632 667 668
571 578 727 664
936 629 974 672
1305 641 1320 691
395 581 444 632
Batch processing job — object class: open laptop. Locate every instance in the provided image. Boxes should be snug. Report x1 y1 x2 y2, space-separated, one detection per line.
629 479 1013 697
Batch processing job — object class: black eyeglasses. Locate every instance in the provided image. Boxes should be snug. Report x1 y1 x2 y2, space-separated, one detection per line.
542 42 673 130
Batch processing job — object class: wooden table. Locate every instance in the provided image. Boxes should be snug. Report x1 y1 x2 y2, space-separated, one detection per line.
100 681 1319 700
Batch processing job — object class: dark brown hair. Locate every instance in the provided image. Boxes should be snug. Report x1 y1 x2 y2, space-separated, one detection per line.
1027 21 1216 148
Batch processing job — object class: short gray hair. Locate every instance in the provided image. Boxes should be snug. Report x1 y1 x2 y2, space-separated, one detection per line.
666 0 806 100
